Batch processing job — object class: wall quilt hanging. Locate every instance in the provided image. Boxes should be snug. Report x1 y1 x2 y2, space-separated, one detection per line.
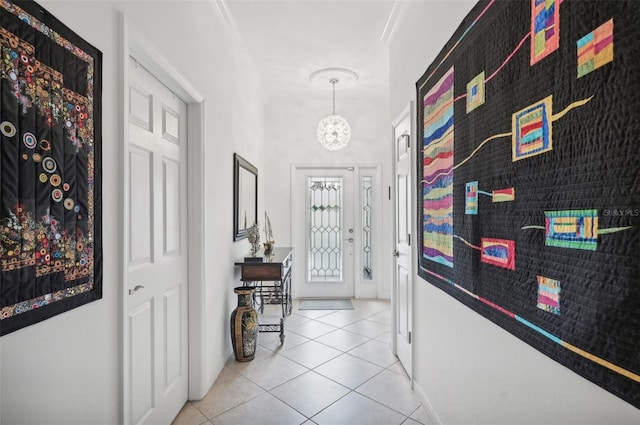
0 0 102 335
417 0 639 408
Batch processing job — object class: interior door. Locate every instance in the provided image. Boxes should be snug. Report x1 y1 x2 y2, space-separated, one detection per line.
294 168 355 298
394 107 413 376
125 56 189 425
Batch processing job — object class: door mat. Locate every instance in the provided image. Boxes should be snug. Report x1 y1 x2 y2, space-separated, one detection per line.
298 299 354 310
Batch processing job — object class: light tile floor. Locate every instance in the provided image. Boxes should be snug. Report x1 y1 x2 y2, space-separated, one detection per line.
172 299 428 425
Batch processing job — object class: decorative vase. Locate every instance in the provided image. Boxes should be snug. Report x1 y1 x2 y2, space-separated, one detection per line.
230 286 259 362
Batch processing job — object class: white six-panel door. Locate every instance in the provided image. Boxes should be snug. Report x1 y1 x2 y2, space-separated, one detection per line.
394 107 413 376
126 56 189 425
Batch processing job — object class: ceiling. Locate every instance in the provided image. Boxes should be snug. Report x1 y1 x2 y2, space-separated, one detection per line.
221 0 397 102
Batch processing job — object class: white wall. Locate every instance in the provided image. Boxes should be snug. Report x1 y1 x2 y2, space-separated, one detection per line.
388 1 639 424
0 1 264 424
260 85 393 299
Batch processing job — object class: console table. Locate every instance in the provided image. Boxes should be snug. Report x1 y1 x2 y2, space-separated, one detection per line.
234 247 293 343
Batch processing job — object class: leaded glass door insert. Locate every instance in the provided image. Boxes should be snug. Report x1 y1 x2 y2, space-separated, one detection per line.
362 176 373 281
294 167 355 298
308 177 343 281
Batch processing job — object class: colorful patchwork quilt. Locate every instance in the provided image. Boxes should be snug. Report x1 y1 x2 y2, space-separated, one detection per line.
0 0 102 335
417 0 639 408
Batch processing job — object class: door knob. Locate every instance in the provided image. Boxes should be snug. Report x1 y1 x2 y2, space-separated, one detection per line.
345 237 354 243
128 285 145 295
392 250 400 257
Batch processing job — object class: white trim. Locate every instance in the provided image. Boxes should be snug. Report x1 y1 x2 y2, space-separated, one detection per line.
413 379 443 425
409 99 418 375
210 0 242 42
381 0 409 44
119 16 129 423
186 101 207 400
120 14 207 424
127 27 203 104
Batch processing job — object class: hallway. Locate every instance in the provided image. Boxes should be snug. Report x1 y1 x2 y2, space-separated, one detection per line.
172 299 428 425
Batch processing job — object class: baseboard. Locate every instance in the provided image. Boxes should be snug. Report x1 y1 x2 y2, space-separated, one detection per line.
225 346 234 363
413 378 442 425
191 346 234 401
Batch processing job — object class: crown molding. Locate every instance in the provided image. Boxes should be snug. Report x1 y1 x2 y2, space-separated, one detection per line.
210 0 241 42
381 0 409 45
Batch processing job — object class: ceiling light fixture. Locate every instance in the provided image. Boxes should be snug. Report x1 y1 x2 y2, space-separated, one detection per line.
317 78 351 151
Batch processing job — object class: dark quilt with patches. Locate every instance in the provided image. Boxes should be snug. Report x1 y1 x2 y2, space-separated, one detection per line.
416 0 639 408
0 0 102 335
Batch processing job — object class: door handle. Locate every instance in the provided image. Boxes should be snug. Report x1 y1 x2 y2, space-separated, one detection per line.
128 285 145 295
392 250 400 257
345 237 354 243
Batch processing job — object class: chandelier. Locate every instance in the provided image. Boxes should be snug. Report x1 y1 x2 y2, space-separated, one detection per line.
317 78 351 151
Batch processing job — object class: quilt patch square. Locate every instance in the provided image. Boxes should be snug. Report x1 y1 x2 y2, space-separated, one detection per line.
492 187 515 202
530 0 560 65
466 71 485 113
577 19 614 78
545 210 599 251
481 238 515 270
512 96 553 161
465 181 478 214
537 275 561 315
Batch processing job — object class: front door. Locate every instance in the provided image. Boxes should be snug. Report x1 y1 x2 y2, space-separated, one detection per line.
125 56 189 425
394 106 413 376
294 168 355 298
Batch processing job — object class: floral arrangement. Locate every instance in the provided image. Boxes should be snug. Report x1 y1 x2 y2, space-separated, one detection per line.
247 223 261 256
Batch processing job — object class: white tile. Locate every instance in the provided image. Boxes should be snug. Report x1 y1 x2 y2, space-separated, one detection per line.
192 369 265 419
343 319 390 338
375 331 391 343
238 353 308 390
170 402 208 425
311 391 406 425
351 299 391 316
314 353 383 389
258 330 310 352
367 310 391 325
356 369 420 416
280 340 342 369
409 406 432 425
315 329 370 352
226 343 277 373
271 371 350 417
211 392 306 425
387 360 409 377
216 364 236 378
348 339 398 368
285 312 313 326
314 311 362 327
182 299 404 425
294 308 334 320
286 319 338 339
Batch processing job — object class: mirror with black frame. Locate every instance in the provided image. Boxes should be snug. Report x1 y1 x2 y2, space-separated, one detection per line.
233 153 258 241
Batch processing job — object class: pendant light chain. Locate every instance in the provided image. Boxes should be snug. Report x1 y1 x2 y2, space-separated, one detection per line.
331 78 337 115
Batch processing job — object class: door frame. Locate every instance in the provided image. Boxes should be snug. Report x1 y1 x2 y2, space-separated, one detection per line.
120 15 207 424
391 102 416 378
290 164 382 300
